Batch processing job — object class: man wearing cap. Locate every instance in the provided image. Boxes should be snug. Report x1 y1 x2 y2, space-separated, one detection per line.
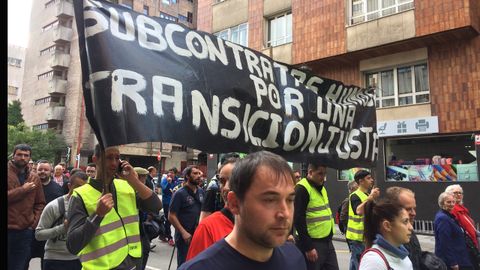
146 166 157 192
346 170 379 270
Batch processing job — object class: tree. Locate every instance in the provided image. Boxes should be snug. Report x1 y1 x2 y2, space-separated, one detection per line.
8 100 24 126
8 123 67 162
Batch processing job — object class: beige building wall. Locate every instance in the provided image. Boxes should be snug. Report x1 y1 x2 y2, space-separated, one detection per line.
8 44 26 103
21 0 199 167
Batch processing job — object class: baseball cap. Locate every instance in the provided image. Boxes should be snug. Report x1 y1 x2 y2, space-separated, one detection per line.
134 167 149 175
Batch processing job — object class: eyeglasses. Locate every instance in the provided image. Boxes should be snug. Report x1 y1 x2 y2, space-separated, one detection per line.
453 191 463 195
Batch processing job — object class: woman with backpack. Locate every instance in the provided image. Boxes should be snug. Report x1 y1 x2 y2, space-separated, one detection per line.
359 198 413 270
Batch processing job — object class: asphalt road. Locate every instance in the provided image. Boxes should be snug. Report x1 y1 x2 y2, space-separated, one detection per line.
27 238 352 270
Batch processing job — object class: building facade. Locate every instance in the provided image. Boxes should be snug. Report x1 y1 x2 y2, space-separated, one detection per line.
198 0 480 222
8 44 26 103
21 0 200 172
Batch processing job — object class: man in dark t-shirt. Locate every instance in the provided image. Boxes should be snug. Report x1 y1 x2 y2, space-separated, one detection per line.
169 165 205 267
179 151 306 270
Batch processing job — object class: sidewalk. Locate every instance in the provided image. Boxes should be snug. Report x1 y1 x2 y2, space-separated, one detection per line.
331 225 435 252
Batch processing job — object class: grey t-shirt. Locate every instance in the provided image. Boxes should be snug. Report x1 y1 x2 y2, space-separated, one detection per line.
35 194 78 261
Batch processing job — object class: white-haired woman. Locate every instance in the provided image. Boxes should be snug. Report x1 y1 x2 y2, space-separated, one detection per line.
445 185 479 269
435 192 473 270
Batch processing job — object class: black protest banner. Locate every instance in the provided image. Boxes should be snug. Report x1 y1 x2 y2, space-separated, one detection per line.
73 0 378 169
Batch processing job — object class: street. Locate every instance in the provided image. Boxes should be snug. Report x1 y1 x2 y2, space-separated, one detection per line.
27 238 351 270
27 223 435 270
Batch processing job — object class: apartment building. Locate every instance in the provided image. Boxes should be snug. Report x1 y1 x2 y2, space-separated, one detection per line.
21 0 201 172
8 44 26 103
198 0 480 221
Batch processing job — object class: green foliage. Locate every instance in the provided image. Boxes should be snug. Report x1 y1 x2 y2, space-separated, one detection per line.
8 123 67 162
8 100 24 126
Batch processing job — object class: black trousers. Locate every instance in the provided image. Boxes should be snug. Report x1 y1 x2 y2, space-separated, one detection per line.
304 240 339 270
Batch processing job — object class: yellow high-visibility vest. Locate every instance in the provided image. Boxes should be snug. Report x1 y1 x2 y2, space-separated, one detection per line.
346 189 368 242
297 178 335 238
73 179 141 270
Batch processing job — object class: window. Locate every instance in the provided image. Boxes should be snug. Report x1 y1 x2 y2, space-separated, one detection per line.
187 12 193 23
366 63 429 108
214 23 248 47
8 57 22 67
8 86 18 95
143 5 149 15
178 14 188 22
160 12 177 22
45 0 59 8
35 97 51 105
162 0 170 4
350 0 414 25
42 20 59 32
385 134 478 182
267 12 292 47
33 123 49 130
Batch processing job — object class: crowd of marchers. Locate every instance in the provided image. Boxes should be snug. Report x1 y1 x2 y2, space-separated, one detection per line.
8 143 479 270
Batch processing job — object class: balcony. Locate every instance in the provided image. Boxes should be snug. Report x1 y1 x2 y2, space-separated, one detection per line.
50 52 70 69
56 0 74 19
48 77 67 95
46 105 66 121
53 25 73 43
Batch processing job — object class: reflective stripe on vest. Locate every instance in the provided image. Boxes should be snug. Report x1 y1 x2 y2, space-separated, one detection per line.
297 178 335 238
73 179 142 269
346 189 368 241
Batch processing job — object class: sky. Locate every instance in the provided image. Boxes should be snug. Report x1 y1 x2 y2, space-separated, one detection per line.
8 0 33 47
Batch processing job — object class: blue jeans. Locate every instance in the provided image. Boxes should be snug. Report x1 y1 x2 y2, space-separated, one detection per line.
8 229 34 270
175 234 190 268
347 240 365 270
163 203 172 240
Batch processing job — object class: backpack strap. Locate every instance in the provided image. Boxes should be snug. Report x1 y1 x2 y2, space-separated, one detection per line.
57 196 65 217
50 196 66 242
360 248 391 270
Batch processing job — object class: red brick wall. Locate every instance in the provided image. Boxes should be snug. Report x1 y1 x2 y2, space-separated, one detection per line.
197 0 213 32
428 36 480 132
415 0 475 36
248 0 264 51
312 62 361 88
292 0 346 64
470 0 480 32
